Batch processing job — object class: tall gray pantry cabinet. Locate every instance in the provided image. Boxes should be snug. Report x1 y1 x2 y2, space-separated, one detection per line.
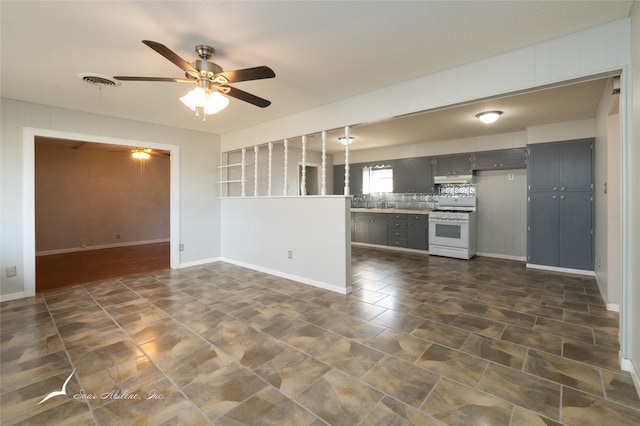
527 139 594 270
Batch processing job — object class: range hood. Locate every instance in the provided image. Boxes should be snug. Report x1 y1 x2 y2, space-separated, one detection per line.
434 174 474 184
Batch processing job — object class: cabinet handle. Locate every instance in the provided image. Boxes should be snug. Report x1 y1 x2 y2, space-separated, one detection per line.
552 195 557 199
560 195 565 199
553 187 557 190
395 232 400 236
561 187 565 191
493 163 498 167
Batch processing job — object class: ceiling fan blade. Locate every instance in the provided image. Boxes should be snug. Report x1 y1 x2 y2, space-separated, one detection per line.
217 66 275 84
224 86 271 108
142 40 197 73
113 76 193 83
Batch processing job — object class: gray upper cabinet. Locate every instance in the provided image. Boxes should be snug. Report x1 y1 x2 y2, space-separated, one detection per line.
393 157 433 193
528 139 593 192
473 148 526 170
333 163 364 195
433 154 472 176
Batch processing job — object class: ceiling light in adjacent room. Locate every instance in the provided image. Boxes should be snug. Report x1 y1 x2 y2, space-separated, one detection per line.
476 111 502 124
339 137 355 145
132 148 151 160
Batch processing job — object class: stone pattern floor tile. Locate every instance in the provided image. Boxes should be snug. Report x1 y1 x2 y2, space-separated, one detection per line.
1 246 639 425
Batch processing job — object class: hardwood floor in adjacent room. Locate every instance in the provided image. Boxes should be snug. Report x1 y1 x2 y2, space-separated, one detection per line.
35 242 170 292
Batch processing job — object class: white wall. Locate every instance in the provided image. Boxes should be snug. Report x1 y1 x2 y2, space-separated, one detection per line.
476 169 527 260
222 19 630 151
592 78 623 309
220 196 351 294
0 99 221 298
625 0 640 392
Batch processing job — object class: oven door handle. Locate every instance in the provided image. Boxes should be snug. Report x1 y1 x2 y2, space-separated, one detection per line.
429 219 466 225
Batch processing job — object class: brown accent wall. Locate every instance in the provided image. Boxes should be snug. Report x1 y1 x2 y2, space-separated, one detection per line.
35 140 170 253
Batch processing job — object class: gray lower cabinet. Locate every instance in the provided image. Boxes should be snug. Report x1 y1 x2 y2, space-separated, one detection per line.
387 214 408 247
527 139 594 270
352 212 429 250
473 148 526 170
353 213 387 245
407 214 428 250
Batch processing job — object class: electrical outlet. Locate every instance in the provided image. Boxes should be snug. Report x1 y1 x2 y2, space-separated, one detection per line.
179 244 185 251
288 250 292 259
508 173 514 181
6 266 17 277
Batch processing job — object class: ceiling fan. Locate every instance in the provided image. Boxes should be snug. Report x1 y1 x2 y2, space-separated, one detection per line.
114 40 275 120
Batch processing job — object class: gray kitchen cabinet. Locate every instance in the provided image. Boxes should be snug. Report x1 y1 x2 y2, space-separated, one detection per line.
473 148 526 170
528 139 593 192
527 138 594 270
558 192 593 270
393 157 433 193
353 213 387 245
333 163 364 195
433 154 472 176
407 214 428 250
387 213 408 247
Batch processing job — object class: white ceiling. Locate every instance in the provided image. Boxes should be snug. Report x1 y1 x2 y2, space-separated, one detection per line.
1 1 632 151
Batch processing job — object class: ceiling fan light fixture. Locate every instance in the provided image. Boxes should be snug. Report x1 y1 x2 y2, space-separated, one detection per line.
339 137 355 145
476 111 502 124
180 86 229 118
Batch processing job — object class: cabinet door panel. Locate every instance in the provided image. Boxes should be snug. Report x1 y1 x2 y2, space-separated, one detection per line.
500 148 527 169
559 141 592 192
559 193 593 270
473 151 501 170
528 193 559 266
528 145 558 191
407 221 428 250
369 217 388 245
333 165 345 195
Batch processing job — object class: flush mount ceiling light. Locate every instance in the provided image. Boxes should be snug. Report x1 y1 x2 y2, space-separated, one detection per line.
339 137 355 145
131 148 151 160
476 111 503 124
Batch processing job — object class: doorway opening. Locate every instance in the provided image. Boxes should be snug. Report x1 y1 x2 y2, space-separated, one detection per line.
34 137 171 292
298 163 321 195
22 128 180 298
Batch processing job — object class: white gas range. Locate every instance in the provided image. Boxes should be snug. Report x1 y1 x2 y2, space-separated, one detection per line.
428 196 477 260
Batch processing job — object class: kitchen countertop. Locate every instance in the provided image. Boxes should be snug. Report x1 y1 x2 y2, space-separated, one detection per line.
351 208 431 215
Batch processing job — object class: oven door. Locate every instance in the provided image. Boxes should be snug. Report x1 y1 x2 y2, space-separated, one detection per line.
429 218 469 248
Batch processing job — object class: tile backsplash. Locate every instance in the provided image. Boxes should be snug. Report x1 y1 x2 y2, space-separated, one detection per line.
352 184 476 210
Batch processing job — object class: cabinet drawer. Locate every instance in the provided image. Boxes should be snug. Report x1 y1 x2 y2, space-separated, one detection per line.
388 213 407 220
389 221 407 229
388 229 408 239
407 215 426 222
388 237 408 247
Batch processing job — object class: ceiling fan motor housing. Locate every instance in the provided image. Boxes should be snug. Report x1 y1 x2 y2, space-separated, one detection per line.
187 59 224 82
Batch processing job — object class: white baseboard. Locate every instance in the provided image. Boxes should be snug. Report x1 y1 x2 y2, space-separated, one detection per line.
606 303 620 312
0 291 26 303
178 257 222 268
36 238 170 256
220 257 352 295
476 252 527 261
526 263 596 277
621 358 640 400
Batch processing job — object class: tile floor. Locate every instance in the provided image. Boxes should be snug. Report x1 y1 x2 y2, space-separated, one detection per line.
2 246 640 425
